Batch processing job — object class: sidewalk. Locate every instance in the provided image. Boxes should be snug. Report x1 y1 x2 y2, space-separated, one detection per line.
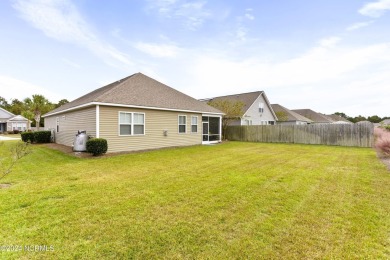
0 136 21 141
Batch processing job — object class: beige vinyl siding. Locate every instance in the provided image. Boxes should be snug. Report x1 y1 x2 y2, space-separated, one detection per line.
44 106 96 147
100 106 202 153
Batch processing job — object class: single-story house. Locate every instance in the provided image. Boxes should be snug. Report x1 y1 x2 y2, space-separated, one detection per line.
327 114 353 124
271 104 313 125
380 119 390 126
43 73 224 153
0 107 30 132
291 109 334 124
200 91 278 126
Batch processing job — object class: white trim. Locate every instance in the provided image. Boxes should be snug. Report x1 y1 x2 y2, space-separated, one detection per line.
96 105 100 138
178 115 187 134
43 102 224 117
118 111 146 136
201 114 222 144
191 116 198 133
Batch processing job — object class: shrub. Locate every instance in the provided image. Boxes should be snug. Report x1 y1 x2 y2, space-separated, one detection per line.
376 138 390 156
21 132 35 143
86 138 108 156
385 125 390 132
375 127 390 157
13 130 20 134
33 131 51 143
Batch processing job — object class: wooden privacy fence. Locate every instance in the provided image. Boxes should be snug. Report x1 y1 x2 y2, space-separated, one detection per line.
225 123 374 148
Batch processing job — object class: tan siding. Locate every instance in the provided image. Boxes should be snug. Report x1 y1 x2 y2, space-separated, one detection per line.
44 107 96 147
100 106 202 153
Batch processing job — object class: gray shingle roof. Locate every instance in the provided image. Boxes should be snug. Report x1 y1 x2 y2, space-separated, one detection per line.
291 109 334 123
381 119 390 125
44 73 223 116
271 104 313 123
326 114 351 123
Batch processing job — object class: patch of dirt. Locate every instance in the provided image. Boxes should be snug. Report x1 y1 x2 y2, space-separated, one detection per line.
43 143 96 158
0 183 12 189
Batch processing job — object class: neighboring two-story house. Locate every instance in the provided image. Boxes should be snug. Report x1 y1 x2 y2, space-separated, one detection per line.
201 91 278 126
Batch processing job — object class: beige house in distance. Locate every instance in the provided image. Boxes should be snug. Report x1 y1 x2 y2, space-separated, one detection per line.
291 109 334 124
271 104 313 125
43 73 224 153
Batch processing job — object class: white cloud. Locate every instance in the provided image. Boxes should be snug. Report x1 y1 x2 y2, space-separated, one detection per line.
244 13 255 20
147 0 211 30
359 0 390 17
166 37 390 116
13 0 131 66
318 36 341 48
62 58 81 69
346 21 374 31
134 42 180 57
0 75 63 102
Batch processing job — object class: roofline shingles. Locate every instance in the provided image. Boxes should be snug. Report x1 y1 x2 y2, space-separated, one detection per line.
44 73 222 117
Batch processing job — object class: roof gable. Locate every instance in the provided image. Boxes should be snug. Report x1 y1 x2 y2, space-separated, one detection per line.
271 104 313 122
327 114 351 123
0 107 15 119
291 109 334 123
44 73 222 117
8 115 29 121
202 91 277 120
202 91 263 114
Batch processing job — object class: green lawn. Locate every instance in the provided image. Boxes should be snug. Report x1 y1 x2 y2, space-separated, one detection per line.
1 142 389 259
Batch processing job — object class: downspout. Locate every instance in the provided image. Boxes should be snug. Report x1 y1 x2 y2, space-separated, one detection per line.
96 105 100 138
219 116 222 142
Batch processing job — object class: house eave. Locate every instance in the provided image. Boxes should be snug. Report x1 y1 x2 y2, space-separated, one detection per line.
43 102 225 117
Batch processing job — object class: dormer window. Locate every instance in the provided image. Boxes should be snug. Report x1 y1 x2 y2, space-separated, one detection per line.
259 103 264 113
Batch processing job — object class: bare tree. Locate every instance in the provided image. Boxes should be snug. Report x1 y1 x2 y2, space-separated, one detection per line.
0 141 31 181
207 99 245 139
275 111 288 122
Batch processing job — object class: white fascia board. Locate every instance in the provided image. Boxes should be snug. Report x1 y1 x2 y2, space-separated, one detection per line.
242 92 278 120
43 102 225 117
201 113 223 117
261 92 278 120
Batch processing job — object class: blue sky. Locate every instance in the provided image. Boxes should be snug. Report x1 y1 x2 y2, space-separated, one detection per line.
1 0 389 117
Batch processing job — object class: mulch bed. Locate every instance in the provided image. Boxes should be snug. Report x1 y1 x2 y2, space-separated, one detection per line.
44 143 95 158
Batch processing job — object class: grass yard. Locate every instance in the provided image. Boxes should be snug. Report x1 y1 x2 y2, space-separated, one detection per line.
1 141 390 259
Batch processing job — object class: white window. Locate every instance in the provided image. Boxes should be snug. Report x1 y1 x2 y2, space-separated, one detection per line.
178 115 186 133
191 116 198 133
119 112 145 136
119 112 132 135
259 102 264 113
133 113 145 135
56 117 60 133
